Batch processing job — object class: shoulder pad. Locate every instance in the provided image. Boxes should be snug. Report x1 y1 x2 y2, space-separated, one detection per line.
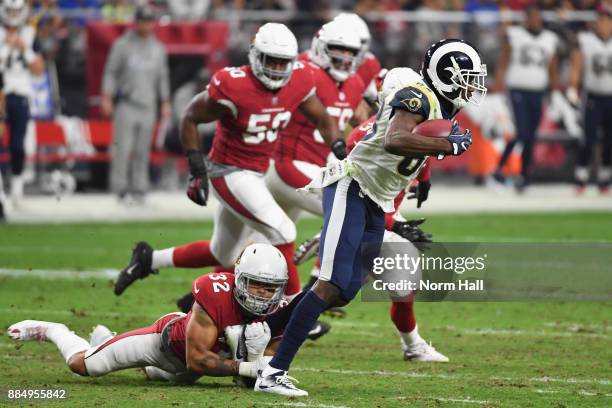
389 85 432 118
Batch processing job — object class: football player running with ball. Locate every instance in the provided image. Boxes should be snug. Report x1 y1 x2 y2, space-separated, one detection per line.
113 23 345 301
255 39 486 397
7 244 294 384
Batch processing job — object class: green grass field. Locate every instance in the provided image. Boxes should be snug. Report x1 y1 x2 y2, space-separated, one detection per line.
1 212 611 407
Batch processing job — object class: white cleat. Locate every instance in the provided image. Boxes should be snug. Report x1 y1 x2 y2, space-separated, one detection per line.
254 365 308 397
403 340 449 362
7 320 67 342
89 325 116 347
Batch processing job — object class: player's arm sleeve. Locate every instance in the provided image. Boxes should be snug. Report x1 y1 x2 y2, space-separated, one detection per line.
207 71 238 118
192 276 220 328
389 86 431 120
101 40 123 97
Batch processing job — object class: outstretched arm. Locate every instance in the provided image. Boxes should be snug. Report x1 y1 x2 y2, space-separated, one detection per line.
180 91 231 151
185 303 239 376
298 94 346 159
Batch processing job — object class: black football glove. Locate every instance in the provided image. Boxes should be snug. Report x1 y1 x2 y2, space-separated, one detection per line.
186 149 209 206
331 139 347 160
446 120 472 157
392 218 433 243
407 181 431 208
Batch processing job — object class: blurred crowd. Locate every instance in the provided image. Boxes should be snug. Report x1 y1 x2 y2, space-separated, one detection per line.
17 0 607 118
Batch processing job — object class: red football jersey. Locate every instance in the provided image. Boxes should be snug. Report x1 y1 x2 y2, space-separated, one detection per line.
169 272 245 362
275 56 366 167
347 116 430 227
207 65 315 173
356 52 382 88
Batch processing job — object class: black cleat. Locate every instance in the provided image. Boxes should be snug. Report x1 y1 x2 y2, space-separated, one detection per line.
307 320 331 341
0 201 5 222
176 292 195 314
114 241 157 295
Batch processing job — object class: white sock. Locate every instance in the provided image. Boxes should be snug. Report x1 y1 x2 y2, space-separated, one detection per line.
575 167 589 183
45 324 91 363
399 325 424 349
598 167 611 184
0 170 6 203
151 248 175 269
10 175 23 199
309 265 320 278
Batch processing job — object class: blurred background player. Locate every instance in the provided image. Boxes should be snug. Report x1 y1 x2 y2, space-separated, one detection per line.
491 6 560 193
0 0 44 206
569 5 612 194
256 39 483 397
113 23 345 305
101 6 171 205
8 243 288 385
333 12 382 108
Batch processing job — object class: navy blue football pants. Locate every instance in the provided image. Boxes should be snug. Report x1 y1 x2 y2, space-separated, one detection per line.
497 89 544 180
5 93 30 176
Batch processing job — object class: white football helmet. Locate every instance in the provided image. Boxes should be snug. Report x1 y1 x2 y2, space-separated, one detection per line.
234 243 288 316
1 0 29 27
333 12 371 66
422 39 487 109
248 23 298 90
310 20 361 82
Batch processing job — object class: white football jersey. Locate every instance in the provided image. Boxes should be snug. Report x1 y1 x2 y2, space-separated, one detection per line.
505 25 558 91
347 68 445 212
577 31 612 95
0 25 36 97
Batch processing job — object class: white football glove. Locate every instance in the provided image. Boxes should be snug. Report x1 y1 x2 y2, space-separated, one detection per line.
224 324 246 361
244 321 271 362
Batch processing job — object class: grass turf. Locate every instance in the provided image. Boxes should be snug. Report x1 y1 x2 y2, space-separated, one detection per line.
0 212 611 407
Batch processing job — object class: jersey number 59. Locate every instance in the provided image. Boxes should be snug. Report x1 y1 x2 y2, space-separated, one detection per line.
244 112 292 144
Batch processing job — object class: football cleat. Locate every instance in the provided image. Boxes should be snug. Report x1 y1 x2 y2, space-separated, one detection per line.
114 241 157 295
7 320 66 342
89 325 115 347
254 365 308 397
294 232 321 265
307 320 331 341
0 201 5 222
403 340 449 362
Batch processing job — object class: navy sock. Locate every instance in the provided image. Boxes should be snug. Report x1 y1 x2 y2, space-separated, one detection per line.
270 290 327 371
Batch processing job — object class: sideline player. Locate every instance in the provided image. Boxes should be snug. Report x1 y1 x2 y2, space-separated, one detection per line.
568 5 612 193
255 39 485 396
491 6 560 192
0 0 44 205
8 244 290 384
113 23 345 300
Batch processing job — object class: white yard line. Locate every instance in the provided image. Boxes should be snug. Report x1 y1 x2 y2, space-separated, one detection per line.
260 403 350 408
432 397 489 405
0 268 192 284
293 367 612 387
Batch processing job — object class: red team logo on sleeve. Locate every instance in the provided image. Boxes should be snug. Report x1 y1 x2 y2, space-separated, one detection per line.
207 65 316 173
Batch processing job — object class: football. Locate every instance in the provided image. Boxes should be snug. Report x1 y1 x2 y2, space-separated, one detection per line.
413 119 455 138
